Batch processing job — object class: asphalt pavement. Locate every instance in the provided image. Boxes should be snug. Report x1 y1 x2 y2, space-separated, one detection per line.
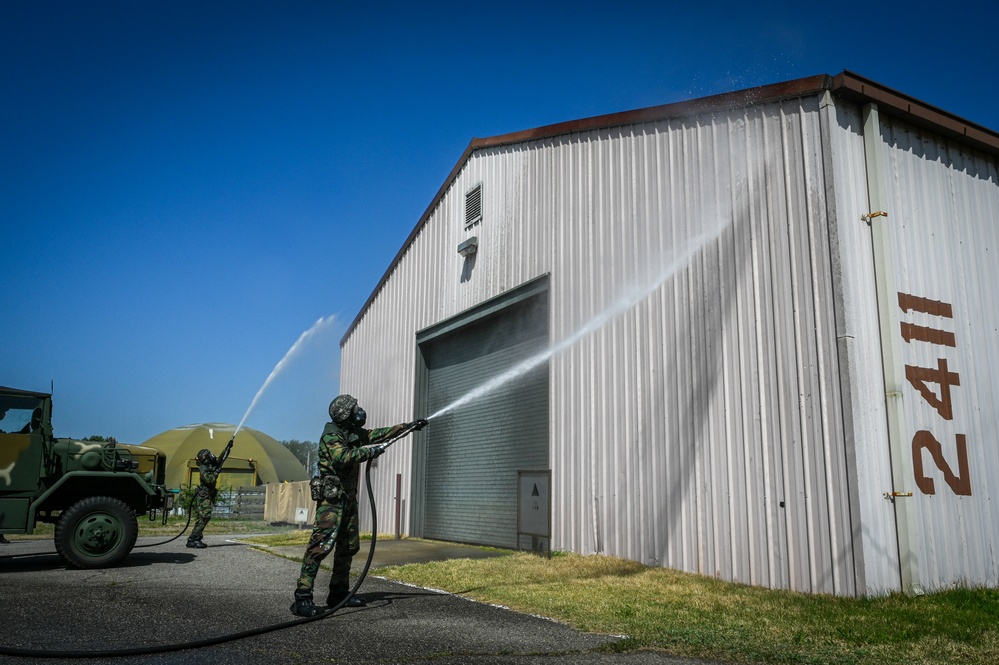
0 535 721 665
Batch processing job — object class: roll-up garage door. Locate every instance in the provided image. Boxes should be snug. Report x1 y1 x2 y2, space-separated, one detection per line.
419 287 549 549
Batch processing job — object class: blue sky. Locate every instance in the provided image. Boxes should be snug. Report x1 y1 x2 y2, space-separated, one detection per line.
2 1 997 446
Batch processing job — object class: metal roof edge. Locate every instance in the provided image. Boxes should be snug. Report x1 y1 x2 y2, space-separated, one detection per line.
831 70 999 155
0 385 51 399
339 72 998 346
339 138 478 346
469 74 833 150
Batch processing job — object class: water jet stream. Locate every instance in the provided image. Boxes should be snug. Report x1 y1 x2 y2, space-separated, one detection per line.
234 315 338 437
428 220 730 421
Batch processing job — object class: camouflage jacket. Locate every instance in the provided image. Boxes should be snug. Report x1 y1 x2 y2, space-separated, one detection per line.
318 420 408 499
195 463 220 500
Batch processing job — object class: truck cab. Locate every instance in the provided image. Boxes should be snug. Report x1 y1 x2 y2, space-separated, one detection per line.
0 386 173 568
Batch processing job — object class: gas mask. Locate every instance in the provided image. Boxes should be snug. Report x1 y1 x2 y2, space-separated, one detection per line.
196 449 217 466
351 406 367 428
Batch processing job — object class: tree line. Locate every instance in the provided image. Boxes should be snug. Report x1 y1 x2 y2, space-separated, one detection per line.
280 439 318 476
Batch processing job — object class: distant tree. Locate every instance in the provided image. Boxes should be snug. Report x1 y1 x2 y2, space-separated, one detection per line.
83 435 118 444
282 439 318 475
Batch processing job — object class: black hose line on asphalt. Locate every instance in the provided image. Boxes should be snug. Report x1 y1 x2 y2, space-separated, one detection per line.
0 495 195 562
0 428 411 659
134 492 194 548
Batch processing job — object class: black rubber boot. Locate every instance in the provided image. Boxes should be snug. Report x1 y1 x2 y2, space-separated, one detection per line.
290 590 321 617
327 591 366 608
186 537 207 549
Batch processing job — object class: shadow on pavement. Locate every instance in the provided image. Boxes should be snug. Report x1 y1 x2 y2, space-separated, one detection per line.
0 549 197 571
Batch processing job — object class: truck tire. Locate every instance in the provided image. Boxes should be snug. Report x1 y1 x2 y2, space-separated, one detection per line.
54 496 139 569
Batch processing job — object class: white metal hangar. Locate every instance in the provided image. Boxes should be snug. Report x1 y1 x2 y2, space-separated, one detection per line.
339 71 999 597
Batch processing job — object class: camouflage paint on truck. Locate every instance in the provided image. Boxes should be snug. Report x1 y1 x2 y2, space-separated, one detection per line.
0 386 173 568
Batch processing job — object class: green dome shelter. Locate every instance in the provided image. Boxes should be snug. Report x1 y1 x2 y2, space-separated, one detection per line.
142 423 308 490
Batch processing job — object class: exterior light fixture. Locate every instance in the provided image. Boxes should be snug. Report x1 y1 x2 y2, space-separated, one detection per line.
457 236 478 257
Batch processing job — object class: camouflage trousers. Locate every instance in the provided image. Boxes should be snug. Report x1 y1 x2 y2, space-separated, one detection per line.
188 487 215 541
296 499 360 596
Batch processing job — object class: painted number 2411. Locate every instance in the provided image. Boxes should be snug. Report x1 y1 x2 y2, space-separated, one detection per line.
898 292 972 496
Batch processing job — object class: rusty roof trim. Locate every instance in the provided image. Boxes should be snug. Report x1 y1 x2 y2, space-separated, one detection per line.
340 72 998 346
471 74 833 151
831 70 999 155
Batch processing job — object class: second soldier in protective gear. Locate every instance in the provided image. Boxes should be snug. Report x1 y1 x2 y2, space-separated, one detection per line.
290 394 426 617
186 441 232 548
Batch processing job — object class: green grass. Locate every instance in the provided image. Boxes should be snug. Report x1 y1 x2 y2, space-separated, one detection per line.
239 528 999 664
363 551 999 665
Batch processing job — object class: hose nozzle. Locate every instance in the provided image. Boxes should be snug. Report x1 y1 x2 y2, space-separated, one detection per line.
218 437 235 466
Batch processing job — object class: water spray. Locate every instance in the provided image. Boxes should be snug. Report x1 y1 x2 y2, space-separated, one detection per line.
428 219 730 421
233 315 338 438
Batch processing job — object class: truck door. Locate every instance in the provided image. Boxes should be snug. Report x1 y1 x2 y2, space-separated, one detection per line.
0 400 46 532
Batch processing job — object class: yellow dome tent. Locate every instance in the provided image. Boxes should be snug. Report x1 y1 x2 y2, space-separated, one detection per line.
142 423 308 489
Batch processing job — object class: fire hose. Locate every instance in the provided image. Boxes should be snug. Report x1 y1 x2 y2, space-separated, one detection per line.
0 423 420 659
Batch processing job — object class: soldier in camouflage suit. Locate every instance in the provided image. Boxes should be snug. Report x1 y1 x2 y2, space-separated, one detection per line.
187 443 231 548
290 394 426 617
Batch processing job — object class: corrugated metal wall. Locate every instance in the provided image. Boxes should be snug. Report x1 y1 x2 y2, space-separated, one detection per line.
821 99 999 594
874 112 999 591
339 134 558 553
543 98 856 595
342 93 864 595
824 101 900 595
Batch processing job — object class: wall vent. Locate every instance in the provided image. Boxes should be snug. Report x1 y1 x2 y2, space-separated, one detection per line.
465 183 482 228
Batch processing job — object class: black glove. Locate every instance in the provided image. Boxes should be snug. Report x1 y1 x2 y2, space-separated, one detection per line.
369 444 386 459
412 418 429 431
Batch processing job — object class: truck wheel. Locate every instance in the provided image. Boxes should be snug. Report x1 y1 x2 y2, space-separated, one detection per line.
54 496 139 569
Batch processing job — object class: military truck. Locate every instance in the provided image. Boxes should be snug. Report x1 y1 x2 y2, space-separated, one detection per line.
0 385 173 568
